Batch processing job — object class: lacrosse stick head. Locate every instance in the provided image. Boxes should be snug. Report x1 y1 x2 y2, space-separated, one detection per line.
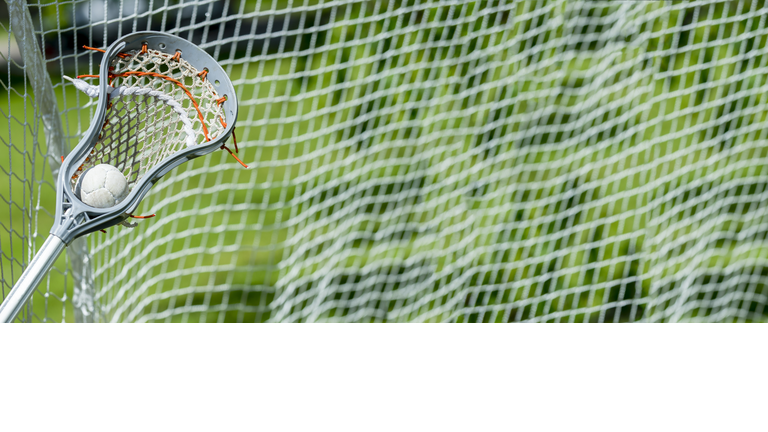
52 32 238 243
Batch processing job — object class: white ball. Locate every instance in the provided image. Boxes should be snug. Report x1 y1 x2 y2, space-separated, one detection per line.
77 164 129 208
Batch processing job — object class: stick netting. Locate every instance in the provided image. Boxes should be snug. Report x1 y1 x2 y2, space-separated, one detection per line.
69 48 227 192
4 0 768 322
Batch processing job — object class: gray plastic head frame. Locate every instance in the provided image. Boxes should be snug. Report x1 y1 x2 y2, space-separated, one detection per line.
52 32 238 245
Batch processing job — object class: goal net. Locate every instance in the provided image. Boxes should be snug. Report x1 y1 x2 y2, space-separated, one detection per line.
2 0 768 322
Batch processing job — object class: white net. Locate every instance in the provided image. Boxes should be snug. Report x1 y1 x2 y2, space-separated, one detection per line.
3 0 768 322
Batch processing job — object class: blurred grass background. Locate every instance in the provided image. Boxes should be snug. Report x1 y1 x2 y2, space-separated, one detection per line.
2 0 768 322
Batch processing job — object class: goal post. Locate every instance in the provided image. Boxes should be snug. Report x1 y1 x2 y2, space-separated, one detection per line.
2 0 768 322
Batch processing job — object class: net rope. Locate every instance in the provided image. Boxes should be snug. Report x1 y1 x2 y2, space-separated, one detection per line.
3 0 768 322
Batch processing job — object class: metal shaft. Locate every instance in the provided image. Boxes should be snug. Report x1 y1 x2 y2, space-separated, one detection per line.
0 235 66 323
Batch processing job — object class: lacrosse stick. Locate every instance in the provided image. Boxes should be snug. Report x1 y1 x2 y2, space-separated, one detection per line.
0 32 240 322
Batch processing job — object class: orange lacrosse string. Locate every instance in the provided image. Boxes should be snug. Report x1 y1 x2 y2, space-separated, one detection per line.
128 214 156 219
220 144 248 168
218 117 246 167
218 117 238 153
82 45 130 59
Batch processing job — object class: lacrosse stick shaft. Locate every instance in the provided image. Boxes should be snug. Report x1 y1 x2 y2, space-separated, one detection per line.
0 235 66 323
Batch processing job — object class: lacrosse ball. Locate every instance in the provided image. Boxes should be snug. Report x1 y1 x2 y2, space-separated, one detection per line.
76 164 129 208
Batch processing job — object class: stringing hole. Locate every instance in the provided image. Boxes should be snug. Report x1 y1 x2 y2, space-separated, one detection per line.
158 42 166 49
215 79 220 86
